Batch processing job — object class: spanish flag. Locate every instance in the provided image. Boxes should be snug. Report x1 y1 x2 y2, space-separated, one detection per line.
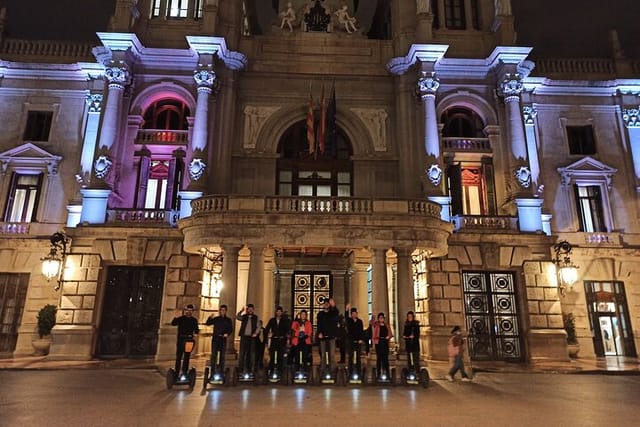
306 89 315 154
318 85 326 155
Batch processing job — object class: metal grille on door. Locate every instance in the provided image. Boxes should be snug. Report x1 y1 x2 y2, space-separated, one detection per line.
292 272 331 338
463 272 522 361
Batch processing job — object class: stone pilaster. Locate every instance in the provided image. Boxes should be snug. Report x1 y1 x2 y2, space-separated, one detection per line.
371 248 389 318
417 70 443 196
622 106 640 192
187 66 217 191
394 247 414 352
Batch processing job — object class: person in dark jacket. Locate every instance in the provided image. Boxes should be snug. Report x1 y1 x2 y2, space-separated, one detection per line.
264 306 291 372
171 304 200 377
402 311 420 370
344 304 364 374
205 304 233 372
236 304 260 373
316 297 340 372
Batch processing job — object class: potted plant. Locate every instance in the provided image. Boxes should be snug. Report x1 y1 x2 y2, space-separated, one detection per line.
32 304 57 355
563 312 580 358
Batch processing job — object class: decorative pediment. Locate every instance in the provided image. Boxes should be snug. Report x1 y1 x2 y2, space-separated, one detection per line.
0 142 63 176
557 156 617 188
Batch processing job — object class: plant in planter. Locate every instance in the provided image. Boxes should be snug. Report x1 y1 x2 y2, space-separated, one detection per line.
563 312 580 358
32 304 57 355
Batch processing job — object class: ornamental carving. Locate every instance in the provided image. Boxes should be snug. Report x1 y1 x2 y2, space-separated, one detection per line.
622 107 640 128
94 155 113 179
243 105 281 150
194 68 217 90
522 105 537 125
86 94 103 113
189 158 207 181
104 62 129 88
500 73 523 98
426 164 443 186
350 108 388 152
416 71 440 98
514 166 532 188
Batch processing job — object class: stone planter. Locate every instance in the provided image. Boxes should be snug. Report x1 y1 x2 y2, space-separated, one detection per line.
567 343 580 358
32 337 52 355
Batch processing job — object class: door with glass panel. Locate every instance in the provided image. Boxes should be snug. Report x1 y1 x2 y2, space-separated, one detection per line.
462 271 523 361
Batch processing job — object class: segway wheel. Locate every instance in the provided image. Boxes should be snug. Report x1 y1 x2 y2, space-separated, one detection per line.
204 367 211 383
401 367 408 386
166 368 176 389
188 368 197 389
419 368 430 388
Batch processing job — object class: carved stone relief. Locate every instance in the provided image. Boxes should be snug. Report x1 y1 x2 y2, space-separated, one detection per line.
350 107 388 152
243 105 281 150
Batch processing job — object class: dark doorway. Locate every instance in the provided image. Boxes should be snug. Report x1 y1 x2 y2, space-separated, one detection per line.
97 266 165 357
463 271 523 361
585 281 636 357
0 273 29 353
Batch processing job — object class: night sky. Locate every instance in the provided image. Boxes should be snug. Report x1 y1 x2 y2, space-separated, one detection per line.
0 0 638 58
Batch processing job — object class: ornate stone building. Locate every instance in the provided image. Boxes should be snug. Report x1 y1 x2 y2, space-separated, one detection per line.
0 0 638 366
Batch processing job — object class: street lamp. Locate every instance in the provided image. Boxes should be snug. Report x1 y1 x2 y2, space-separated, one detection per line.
41 232 69 291
200 249 223 297
553 240 578 296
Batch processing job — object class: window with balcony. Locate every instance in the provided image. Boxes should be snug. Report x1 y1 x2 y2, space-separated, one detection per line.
4 173 42 223
135 157 183 211
143 99 190 130
574 185 606 232
23 111 53 142
151 0 202 19
276 120 352 197
168 0 189 18
567 125 596 155
447 159 496 216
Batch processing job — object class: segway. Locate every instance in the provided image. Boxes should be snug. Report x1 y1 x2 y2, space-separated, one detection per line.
316 339 340 385
401 351 429 388
202 337 230 392
344 342 366 385
290 345 312 385
373 367 396 385
266 343 288 384
166 337 197 390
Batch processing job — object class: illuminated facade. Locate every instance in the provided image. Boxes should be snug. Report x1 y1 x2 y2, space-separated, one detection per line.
0 0 639 365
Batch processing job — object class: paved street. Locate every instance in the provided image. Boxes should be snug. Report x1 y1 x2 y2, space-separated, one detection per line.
1 369 639 427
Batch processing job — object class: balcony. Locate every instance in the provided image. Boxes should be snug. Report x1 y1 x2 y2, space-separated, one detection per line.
0 222 30 234
442 138 491 153
181 196 452 256
453 215 519 233
135 129 189 145
106 209 179 227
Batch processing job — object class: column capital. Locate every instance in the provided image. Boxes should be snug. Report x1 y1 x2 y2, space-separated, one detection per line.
416 71 440 99
522 104 537 125
622 106 640 128
193 66 219 93
499 73 523 99
104 60 130 89
85 93 103 113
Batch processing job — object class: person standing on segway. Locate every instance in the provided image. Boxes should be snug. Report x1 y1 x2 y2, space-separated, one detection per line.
403 311 420 371
290 310 312 371
236 304 260 374
316 297 340 374
344 304 364 375
264 306 291 373
171 304 200 379
205 304 233 374
372 312 393 377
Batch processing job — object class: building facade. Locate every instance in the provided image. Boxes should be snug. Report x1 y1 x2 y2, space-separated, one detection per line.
0 0 639 365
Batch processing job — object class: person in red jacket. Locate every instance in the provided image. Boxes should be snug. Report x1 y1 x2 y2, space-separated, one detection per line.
447 325 472 381
372 312 393 377
290 310 312 371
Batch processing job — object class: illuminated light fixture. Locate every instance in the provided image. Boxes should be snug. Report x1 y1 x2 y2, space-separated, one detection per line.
553 240 579 296
41 232 70 291
200 249 224 297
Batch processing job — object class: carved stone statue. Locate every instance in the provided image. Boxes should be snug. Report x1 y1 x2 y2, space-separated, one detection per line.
335 5 357 34
494 0 512 16
279 2 296 32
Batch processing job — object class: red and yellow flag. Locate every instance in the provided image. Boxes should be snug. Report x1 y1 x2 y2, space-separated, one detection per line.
306 90 315 154
318 85 326 155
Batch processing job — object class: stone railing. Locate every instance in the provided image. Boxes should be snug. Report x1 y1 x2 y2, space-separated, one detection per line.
453 215 518 232
0 222 30 234
106 209 178 226
135 129 189 145
191 196 442 219
442 138 491 152
583 232 620 245
533 58 616 78
0 38 94 59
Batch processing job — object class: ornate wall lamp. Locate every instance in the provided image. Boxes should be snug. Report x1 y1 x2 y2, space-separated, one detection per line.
553 240 579 296
200 249 224 297
41 232 70 291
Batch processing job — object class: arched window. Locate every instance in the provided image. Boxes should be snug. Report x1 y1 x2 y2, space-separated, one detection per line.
441 107 485 138
142 99 190 131
276 121 353 197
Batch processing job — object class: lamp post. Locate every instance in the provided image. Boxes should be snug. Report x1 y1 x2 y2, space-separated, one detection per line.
553 240 579 296
41 232 70 291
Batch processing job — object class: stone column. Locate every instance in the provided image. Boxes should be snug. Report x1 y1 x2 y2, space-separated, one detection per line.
247 245 265 316
417 70 443 196
79 93 103 181
262 248 276 317
371 248 389 318
219 244 240 355
499 73 542 232
622 106 640 193
394 247 414 352
523 104 541 194
350 250 371 321
80 62 129 224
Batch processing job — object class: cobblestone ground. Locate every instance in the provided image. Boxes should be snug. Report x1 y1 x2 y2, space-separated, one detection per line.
1 369 640 427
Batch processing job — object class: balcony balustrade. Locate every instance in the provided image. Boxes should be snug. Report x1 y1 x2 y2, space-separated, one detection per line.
442 138 491 152
135 129 189 145
106 209 178 226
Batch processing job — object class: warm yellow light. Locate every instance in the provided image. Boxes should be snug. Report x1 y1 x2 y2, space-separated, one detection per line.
558 265 578 288
42 257 61 280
